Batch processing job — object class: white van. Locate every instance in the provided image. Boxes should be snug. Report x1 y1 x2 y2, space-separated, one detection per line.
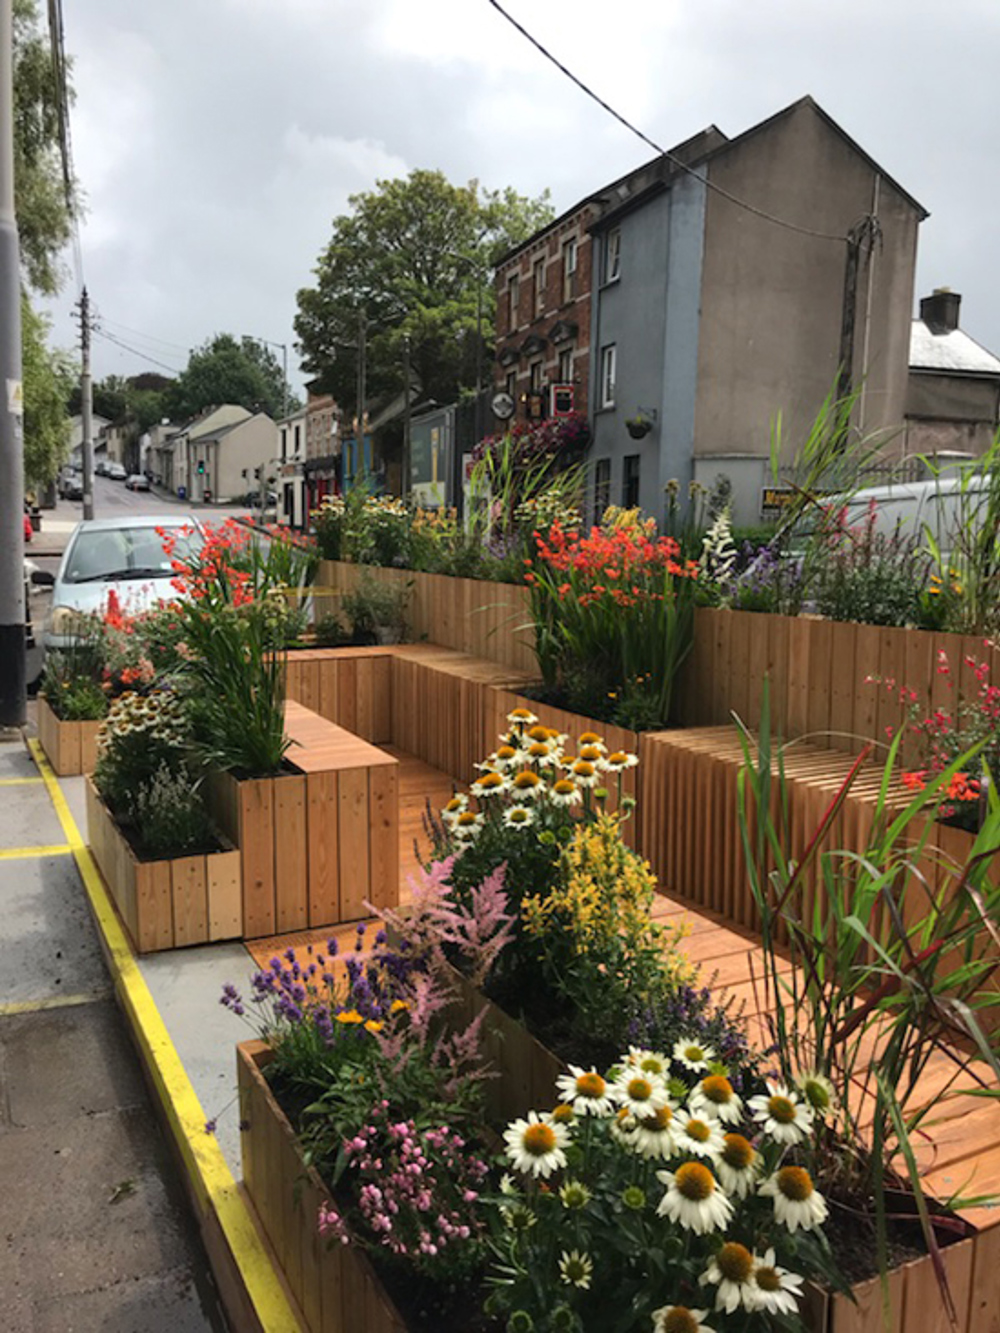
839 474 988 556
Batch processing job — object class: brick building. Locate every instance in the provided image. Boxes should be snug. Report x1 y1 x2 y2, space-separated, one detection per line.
302 386 341 515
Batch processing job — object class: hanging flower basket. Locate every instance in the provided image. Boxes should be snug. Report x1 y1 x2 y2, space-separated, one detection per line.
625 416 653 440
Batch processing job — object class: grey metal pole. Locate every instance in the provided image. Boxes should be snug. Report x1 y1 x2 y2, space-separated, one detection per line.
0 0 25 725
281 342 288 423
80 287 94 519
402 333 411 501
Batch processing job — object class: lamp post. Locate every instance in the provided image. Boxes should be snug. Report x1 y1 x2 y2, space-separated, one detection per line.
248 334 289 422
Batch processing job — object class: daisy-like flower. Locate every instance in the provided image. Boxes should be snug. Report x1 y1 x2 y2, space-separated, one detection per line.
525 739 560 767
558 1250 593 1290
604 749 639 772
749 1249 804 1315
656 1163 733 1234
550 1103 576 1125
558 1179 592 1210
748 1081 815 1146
576 731 606 753
510 769 545 800
472 770 508 798
625 1047 671 1079
503 1202 537 1232
441 794 468 825
630 1104 677 1159
716 1133 761 1198
796 1070 836 1116
452 809 484 840
759 1165 829 1232
690 1074 743 1125
674 1111 726 1160
504 1111 570 1178
652 1306 715 1333
672 1038 715 1072
577 743 605 765
492 743 522 771
556 1066 616 1117
526 724 552 744
610 1106 637 1146
503 805 535 829
549 778 582 807
507 706 538 727
571 759 601 788
612 1068 670 1117
700 1241 757 1314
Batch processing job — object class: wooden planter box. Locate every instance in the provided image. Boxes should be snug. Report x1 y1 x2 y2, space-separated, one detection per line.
37 694 102 776
85 778 241 953
238 1040 407 1333
285 647 393 745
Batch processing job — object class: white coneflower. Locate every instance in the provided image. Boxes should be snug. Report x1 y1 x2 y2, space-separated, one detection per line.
625 1047 671 1080
472 770 508 798
603 749 639 772
748 1081 815 1146
656 1163 733 1235
576 731 606 754
630 1105 677 1160
577 743 605 765
452 810 484 841
503 1112 569 1179
507 706 538 727
492 743 522 772
549 777 582 807
715 1133 761 1198
558 1249 593 1290
796 1070 836 1117
525 739 560 767
689 1074 743 1125
571 759 601 788
555 1066 616 1117
749 1249 804 1315
503 805 535 829
612 1068 670 1117
672 1038 715 1072
700 1240 758 1314
558 1180 592 1210
674 1111 726 1161
758 1165 829 1233
651 1306 715 1333
441 794 468 826
509 769 545 800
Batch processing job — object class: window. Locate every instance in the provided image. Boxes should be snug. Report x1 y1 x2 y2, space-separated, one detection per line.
594 459 611 525
529 360 544 393
562 237 578 303
557 346 573 383
533 257 545 317
293 423 302 457
280 426 287 460
505 370 517 401
623 454 641 509
606 227 621 283
508 274 520 331
600 344 617 408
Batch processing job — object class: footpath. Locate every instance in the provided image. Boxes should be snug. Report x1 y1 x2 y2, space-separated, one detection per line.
0 729 230 1332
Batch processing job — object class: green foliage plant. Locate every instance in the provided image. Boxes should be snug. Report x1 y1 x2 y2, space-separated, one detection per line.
736 681 1000 1309
922 430 1000 637
93 690 192 827
132 763 215 859
342 570 411 641
813 501 931 627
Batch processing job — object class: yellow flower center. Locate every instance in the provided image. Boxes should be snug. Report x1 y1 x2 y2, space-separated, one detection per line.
683 1044 705 1062
510 709 533 720
508 809 530 823
576 1072 606 1098
717 1241 753 1283
607 751 628 765
553 779 576 795
478 772 504 788
456 811 479 827
579 745 602 761
686 1118 711 1143
551 1104 575 1124
513 771 541 789
527 725 550 742
497 745 518 761
527 742 549 758
638 1105 672 1132
675 1162 715 1202
801 1077 832 1111
721 1133 753 1169
573 761 596 778
445 797 464 813
639 1056 665 1075
777 1165 814 1201
768 1094 797 1124
756 1266 781 1293
660 1312 699 1333
626 1076 653 1101
578 732 602 745
702 1075 733 1104
523 1122 557 1155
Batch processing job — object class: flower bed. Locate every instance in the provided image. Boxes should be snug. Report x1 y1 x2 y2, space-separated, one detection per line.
85 777 240 952
36 693 102 776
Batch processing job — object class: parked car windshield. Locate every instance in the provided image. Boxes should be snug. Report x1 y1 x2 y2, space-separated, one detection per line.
63 525 202 584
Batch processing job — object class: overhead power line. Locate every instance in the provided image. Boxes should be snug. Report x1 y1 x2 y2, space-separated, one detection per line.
92 324 182 375
484 0 847 244
96 316 191 355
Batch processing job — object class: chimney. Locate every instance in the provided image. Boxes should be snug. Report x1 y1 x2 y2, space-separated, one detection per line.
920 287 961 334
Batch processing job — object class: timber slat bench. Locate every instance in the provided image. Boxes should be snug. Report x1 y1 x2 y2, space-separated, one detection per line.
206 699 399 941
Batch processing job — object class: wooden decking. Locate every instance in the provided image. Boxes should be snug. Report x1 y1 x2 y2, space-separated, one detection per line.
245 746 1000 1234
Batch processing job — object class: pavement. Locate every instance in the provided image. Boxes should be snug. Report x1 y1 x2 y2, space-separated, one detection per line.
0 727 233 1332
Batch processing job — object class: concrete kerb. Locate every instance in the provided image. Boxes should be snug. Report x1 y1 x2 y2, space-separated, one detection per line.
29 738 305 1333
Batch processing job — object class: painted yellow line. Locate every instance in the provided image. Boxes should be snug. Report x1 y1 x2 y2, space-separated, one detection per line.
0 776 44 785
0 843 72 859
29 739 304 1333
0 990 111 1017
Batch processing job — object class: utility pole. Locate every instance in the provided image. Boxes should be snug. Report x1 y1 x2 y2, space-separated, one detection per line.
79 286 94 519
402 333 411 501
0 0 25 726
356 311 367 481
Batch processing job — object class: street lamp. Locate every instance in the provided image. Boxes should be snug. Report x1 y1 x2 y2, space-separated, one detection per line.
247 334 289 422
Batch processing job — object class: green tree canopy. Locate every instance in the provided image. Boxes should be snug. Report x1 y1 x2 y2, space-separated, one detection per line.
22 295 73 489
294 170 552 419
165 334 297 422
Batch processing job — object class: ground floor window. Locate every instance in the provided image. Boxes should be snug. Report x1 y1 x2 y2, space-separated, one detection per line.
623 454 640 509
594 457 611 524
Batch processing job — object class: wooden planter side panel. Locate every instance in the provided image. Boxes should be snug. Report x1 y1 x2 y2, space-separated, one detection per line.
37 694 102 776
238 1041 408 1333
286 649 393 745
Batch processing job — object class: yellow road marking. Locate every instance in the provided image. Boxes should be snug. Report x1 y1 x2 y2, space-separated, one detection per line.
0 991 111 1017
29 739 304 1332
0 843 72 859
0 776 44 785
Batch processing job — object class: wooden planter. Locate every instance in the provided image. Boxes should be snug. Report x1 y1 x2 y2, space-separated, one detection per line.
238 1041 407 1333
285 647 393 745
37 693 103 776
85 778 241 953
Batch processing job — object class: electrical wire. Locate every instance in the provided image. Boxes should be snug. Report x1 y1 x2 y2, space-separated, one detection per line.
484 0 847 245
96 316 192 355
91 325 182 375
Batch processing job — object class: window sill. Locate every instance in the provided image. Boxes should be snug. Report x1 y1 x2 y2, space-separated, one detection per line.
600 276 621 290
594 403 617 415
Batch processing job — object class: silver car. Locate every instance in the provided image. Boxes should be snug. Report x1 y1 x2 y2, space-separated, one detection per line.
46 514 203 649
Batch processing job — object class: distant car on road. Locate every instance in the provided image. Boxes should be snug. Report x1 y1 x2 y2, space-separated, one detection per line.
58 470 83 500
125 473 150 491
106 462 127 481
46 514 205 650
95 459 108 477
243 489 278 509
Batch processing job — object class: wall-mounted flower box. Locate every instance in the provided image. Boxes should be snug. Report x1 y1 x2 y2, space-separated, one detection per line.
85 777 241 953
37 693 103 776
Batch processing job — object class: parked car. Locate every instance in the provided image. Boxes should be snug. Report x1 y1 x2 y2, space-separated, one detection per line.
58 470 83 501
243 489 278 509
95 459 108 477
24 559 53 691
106 462 127 481
125 473 150 491
45 514 205 650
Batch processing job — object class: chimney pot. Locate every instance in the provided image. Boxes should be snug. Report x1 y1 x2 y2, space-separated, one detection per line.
920 289 961 334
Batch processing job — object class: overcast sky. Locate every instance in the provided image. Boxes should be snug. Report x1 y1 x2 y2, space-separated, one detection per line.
45 0 1000 393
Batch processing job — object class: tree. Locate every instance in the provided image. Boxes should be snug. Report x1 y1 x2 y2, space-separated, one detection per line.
165 334 298 422
295 171 553 419
13 0 75 295
22 295 73 490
